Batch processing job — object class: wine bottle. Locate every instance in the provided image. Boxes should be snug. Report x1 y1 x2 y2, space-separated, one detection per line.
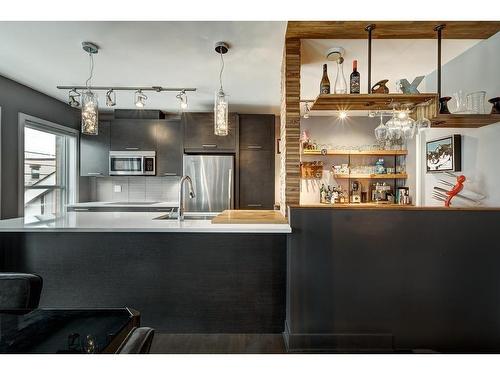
350 60 360 94
320 64 330 94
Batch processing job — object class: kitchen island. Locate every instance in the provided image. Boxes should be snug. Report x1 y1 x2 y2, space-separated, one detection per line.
0 211 290 333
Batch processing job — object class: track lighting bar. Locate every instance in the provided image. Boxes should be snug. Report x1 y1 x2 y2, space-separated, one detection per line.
57 86 197 92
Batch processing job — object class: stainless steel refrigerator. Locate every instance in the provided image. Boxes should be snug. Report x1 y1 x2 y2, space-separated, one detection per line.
182 155 234 212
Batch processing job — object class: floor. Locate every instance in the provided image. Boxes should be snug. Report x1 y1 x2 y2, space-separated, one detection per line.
150 334 287 354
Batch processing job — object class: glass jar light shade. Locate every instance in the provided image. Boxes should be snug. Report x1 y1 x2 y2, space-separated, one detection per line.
214 89 229 136
81 91 98 135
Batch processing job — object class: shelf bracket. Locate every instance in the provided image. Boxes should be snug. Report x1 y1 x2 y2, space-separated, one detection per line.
434 24 446 100
365 24 376 93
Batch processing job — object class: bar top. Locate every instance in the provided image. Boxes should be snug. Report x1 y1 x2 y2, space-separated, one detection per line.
292 204 500 211
0 212 291 233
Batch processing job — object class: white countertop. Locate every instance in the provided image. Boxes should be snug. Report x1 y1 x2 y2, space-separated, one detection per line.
0 212 291 233
67 201 179 208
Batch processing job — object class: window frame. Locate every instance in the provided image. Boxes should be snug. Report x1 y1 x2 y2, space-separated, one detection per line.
18 113 79 217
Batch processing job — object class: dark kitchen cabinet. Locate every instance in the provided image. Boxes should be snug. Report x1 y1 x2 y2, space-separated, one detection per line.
156 120 183 176
110 119 157 151
238 114 275 209
239 150 274 209
183 112 237 152
80 121 110 177
239 114 275 151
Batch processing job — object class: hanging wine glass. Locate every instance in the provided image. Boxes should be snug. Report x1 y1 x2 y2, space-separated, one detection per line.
374 113 388 149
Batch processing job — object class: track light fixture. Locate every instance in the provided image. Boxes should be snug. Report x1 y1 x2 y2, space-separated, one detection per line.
106 89 116 107
176 90 188 110
135 90 147 108
68 89 80 107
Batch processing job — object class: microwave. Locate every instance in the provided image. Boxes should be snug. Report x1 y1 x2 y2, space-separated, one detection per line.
109 151 156 176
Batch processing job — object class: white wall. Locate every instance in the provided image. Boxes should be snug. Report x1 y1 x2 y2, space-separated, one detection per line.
418 32 500 207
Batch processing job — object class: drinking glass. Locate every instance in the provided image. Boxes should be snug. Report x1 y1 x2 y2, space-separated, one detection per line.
466 91 486 114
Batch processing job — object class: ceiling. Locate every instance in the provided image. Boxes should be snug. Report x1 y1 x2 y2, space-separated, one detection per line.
0 21 286 114
301 38 482 113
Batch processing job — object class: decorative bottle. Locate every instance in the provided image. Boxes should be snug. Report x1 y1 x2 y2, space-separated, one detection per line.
334 57 347 94
349 60 360 94
320 64 330 94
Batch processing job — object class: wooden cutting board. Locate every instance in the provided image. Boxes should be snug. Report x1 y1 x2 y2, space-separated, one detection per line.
211 210 288 224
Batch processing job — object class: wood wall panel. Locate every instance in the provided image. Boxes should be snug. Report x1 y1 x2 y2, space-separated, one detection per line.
280 38 301 213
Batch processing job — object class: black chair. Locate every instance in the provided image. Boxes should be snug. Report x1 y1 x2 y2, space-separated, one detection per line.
117 327 155 354
0 273 43 309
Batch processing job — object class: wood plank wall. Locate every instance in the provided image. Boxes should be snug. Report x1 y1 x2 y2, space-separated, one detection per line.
280 38 301 214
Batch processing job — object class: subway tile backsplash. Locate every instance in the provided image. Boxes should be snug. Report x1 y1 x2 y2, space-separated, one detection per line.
88 176 180 203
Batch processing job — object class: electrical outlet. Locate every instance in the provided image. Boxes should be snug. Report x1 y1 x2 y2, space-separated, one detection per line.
113 185 122 193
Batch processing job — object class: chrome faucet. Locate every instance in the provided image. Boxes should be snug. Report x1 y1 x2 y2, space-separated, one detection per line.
178 175 196 221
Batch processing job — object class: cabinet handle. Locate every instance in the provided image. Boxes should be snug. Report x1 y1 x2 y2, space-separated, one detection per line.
163 172 177 176
86 172 103 176
247 204 263 207
73 208 90 211
202 144 217 148
125 147 139 150
247 145 263 150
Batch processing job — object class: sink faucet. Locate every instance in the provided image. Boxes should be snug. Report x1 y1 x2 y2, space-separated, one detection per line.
178 175 196 221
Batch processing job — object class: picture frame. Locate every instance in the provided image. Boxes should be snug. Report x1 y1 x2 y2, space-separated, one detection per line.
426 134 462 173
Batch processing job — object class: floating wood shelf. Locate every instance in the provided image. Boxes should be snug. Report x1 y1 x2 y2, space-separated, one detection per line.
310 93 438 111
430 114 500 128
303 149 407 156
334 173 408 179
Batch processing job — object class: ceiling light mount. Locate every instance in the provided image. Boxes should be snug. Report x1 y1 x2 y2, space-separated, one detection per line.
326 46 345 61
215 41 229 55
82 41 99 55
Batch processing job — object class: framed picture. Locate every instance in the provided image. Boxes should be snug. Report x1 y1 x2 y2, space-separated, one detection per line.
426 134 462 173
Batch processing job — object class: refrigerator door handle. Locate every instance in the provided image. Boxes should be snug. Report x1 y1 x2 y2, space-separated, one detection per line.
228 168 232 209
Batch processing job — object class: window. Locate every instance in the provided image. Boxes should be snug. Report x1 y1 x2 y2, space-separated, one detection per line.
21 115 77 217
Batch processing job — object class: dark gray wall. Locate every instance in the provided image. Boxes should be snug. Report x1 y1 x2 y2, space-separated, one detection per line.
0 75 79 219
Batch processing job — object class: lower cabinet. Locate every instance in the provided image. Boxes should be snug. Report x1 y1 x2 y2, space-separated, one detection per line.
239 150 274 209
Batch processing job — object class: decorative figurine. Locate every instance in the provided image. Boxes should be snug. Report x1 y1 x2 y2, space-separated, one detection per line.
371 79 390 94
488 97 500 114
439 96 452 114
396 76 425 94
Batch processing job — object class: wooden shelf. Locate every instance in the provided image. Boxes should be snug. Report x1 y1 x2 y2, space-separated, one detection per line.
303 149 407 156
334 173 408 179
310 93 438 111
431 114 500 128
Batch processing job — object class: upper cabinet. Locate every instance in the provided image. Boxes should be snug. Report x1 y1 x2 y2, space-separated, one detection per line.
239 114 275 151
156 120 183 176
80 121 110 177
110 119 157 151
183 112 237 152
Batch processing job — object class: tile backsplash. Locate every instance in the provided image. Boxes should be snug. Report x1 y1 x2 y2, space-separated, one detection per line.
88 176 180 203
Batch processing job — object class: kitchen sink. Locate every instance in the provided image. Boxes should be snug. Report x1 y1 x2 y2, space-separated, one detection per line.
153 213 217 221
106 201 161 205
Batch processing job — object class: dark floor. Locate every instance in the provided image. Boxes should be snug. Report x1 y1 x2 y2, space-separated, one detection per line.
150 334 287 354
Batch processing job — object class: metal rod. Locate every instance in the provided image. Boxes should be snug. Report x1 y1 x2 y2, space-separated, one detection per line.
434 24 446 99
365 24 376 93
57 86 197 92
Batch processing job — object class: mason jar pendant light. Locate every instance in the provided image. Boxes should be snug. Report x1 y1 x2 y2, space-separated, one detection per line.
214 42 229 136
81 42 99 135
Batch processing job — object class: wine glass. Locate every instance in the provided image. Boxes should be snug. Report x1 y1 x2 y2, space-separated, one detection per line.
374 113 388 149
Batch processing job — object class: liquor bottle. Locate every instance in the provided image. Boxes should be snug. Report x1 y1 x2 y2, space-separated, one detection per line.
319 184 326 203
320 64 330 94
350 60 360 94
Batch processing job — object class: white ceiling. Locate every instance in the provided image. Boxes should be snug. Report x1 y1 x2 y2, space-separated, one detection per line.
301 39 481 114
0 21 286 114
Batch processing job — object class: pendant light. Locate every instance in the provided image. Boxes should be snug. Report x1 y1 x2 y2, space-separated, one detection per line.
214 42 229 136
81 42 99 135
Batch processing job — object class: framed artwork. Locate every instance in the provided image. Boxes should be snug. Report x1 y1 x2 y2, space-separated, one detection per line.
426 134 462 173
